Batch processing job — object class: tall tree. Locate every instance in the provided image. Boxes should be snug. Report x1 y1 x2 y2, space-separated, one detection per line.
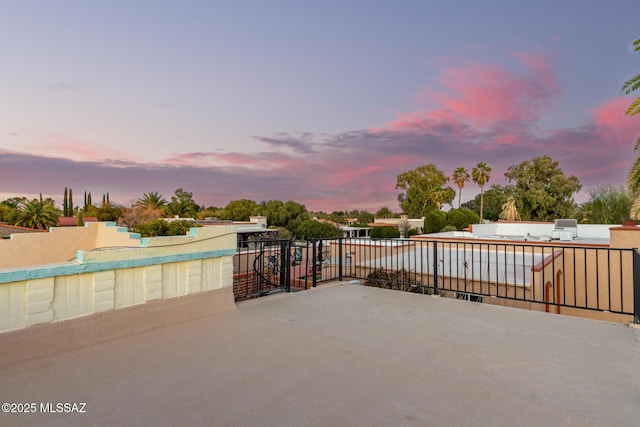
14 199 61 230
138 191 168 209
166 188 199 218
96 202 122 221
68 189 73 216
256 200 309 232
505 156 581 221
118 205 164 230
326 211 347 225
0 197 24 223
622 38 640 218
472 162 492 221
575 186 633 224
431 186 456 210
220 199 258 221
452 167 471 208
63 187 68 216
396 164 454 217
357 211 374 224
375 207 395 218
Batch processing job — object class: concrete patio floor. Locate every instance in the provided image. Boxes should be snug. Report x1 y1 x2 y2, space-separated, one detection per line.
1 282 639 426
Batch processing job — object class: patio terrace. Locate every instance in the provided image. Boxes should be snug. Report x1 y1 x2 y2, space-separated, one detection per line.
1 282 638 427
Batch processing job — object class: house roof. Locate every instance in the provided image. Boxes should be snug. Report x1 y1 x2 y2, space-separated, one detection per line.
0 223 47 238
368 222 396 227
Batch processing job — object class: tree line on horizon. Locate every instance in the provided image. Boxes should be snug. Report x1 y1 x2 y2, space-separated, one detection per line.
0 154 635 236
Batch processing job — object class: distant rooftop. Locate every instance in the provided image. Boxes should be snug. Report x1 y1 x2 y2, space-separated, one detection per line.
0 223 46 238
424 221 615 245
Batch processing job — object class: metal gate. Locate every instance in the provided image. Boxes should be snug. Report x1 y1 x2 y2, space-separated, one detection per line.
234 239 291 301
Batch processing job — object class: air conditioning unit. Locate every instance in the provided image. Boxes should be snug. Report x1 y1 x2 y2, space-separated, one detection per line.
553 219 578 240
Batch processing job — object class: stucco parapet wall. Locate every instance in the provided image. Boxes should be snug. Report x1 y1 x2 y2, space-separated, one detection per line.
79 225 236 261
609 225 640 249
0 221 145 269
0 225 237 284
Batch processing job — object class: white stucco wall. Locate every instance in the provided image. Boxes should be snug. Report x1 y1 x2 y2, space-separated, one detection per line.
0 224 237 333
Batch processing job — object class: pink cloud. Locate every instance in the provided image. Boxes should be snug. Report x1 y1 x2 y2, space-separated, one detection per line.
385 110 470 137
437 64 524 122
592 97 640 147
485 133 521 149
164 151 301 171
33 134 133 162
326 164 384 189
387 48 559 131
573 160 630 179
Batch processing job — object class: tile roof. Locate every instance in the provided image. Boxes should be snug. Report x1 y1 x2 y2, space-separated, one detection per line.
0 223 47 238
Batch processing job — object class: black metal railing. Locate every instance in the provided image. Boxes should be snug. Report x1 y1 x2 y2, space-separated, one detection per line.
337 237 638 322
234 237 639 323
234 239 290 301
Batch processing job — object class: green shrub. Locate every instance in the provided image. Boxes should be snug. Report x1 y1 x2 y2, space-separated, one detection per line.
167 220 198 236
444 208 479 231
407 228 420 237
364 268 433 294
424 210 447 233
458 208 480 228
135 219 168 237
441 225 457 232
135 219 198 237
370 226 400 239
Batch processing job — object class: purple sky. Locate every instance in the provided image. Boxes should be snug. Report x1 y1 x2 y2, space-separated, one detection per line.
1 1 639 212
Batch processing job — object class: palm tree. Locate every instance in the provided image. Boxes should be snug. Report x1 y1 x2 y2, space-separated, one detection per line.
622 38 640 218
431 186 456 211
452 167 471 208
138 192 167 209
499 197 521 221
472 162 492 221
14 199 61 230
375 206 393 218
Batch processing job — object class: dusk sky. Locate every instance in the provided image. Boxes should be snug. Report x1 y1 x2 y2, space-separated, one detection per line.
1 1 640 212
